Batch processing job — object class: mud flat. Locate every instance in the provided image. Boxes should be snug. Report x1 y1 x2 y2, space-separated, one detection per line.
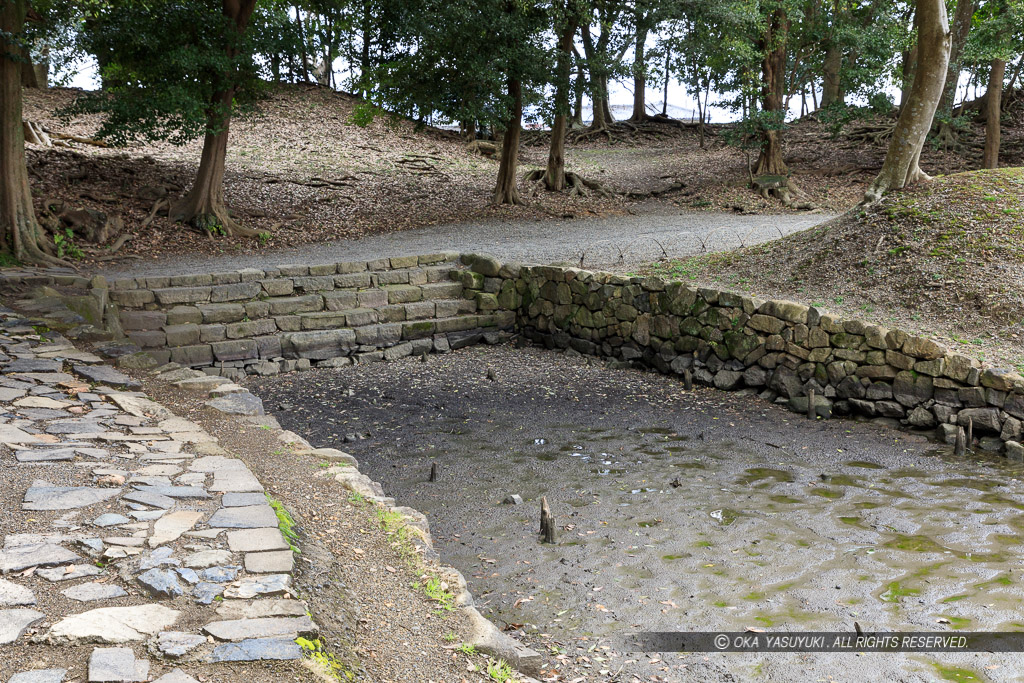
251 345 1024 682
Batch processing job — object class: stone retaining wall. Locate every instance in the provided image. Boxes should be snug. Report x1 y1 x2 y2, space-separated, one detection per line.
4 252 1022 457
502 262 1024 460
102 252 515 378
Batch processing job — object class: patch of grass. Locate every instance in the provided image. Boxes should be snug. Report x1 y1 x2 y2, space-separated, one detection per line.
457 642 477 655
486 658 514 682
265 494 301 553
411 576 456 616
296 636 356 681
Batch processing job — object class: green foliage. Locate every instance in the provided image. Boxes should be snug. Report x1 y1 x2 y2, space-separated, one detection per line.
348 101 379 127
296 636 356 681
486 658 514 682
266 494 301 553
53 227 83 260
64 0 268 147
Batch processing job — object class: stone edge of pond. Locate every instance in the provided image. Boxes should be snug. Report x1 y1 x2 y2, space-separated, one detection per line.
172 374 546 681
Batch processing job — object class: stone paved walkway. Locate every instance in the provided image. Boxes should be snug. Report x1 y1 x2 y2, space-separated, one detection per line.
0 308 312 682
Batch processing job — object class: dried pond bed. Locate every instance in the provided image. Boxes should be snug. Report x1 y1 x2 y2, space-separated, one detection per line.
250 345 1024 682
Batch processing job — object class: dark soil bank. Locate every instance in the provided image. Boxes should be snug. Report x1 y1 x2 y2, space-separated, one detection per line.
250 345 1024 682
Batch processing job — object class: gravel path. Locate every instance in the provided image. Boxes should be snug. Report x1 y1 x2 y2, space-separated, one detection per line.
98 210 833 279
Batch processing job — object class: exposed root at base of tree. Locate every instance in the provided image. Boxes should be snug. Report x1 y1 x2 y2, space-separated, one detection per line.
752 176 816 210
933 121 960 151
170 198 262 239
523 169 615 198
844 121 897 146
573 126 613 144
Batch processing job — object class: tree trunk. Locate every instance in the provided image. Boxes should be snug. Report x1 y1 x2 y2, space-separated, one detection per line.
1 0 60 264
662 43 670 116
755 7 789 177
544 16 577 191
983 58 1005 169
581 22 608 130
295 5 311 83
172 0 259 236
938 0 975 116
571 66 585 128
864 0 950 203
821 42 842 108
493 78 522 205
630 27 648 121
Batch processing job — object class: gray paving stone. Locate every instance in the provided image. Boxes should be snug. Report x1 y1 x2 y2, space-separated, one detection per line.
183 549 232 568
0 424 43 444
214 598 308 619
203 615 316 641
192 582 225 605
149 510 203 548
221 492 266 507
137 547 179 570
3 358 62 373
61 582 128 602
121 490 175 509
226 528 288 553
93 514 130 528
72 365 141 388
0 608 44 644
22 485 121 511
209 636 302 662
47 604 179 644
0 542 81 573
244 551 294 574
156 631 207 658
0 577 35 605
222 574 291 599
136 569 184 598
14 448 77 462
207 505 277 529
7 668 68 683
205 393 264 416
0 386 27 401
37 564 104 582
199 566 238 583
87 647 149 682
130 484 210 500
175 568 199 584
211 468 263 493
44 421 107 435
152 669 200 683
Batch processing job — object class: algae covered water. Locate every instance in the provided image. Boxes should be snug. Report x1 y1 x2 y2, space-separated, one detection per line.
252 345 1024 681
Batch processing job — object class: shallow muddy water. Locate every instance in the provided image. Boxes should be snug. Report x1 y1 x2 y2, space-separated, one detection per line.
251 345 1024 682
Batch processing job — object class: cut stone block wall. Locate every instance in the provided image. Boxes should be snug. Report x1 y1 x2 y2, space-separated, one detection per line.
104 252 515 379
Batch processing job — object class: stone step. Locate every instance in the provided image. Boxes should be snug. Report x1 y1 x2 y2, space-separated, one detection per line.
110 255 462 303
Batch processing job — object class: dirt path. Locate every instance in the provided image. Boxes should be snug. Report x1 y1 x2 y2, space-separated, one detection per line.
97 208 833 279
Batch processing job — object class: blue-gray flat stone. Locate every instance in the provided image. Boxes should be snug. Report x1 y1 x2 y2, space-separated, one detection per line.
221 492 267 507
131 484 210 499
199 566 238 583
209 637 302 662
205 393 264 416
93 513 130 527
4 358 62 373
22 485 120 511
72 364 141 388
0 542 81 573
8 668 68 683
192 582 224 605
136 568 184 598
121 490 175 509
61 581 127 602
0 608 45 644
15 448 76 462
207 505 277 529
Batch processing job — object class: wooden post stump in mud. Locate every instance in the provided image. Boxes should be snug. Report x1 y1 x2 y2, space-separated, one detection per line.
683 369 693 391
966 418 974 451
540 496 556 543
429 462 438 482
954 427 966 457
807 390 816 420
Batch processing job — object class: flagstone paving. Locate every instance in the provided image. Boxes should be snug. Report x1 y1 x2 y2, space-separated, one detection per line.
0 311 311 681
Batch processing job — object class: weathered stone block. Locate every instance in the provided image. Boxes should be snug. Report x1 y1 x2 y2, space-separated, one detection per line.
357 289 388 309
902 335 945 360
153 287 212 305
323 291 358 311
166 306 202 326
260 279 294 297
293 276 335 292
170 344 214 367
300 312 348 330
164 324 201 347
335 273 373 289
244 301 270 319
211 340 258 362
111 289 156 307
267 295 323 315
199 303 246 324
336 260 368 274
226 319 278 338
255 335 282 358
128 330 166 349
284 330 356 359
384 285 422 304
199 324 227 342
958 407 1001 433
121 311 166 330
211 282 261 303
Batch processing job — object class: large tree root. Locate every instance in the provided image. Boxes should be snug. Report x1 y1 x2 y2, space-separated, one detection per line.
170 198 261 239
573 126 613 143
523 169 615 198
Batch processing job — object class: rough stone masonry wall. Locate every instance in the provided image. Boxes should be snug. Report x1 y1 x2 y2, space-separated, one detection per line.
503 263 1024 460
105 252 515 379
